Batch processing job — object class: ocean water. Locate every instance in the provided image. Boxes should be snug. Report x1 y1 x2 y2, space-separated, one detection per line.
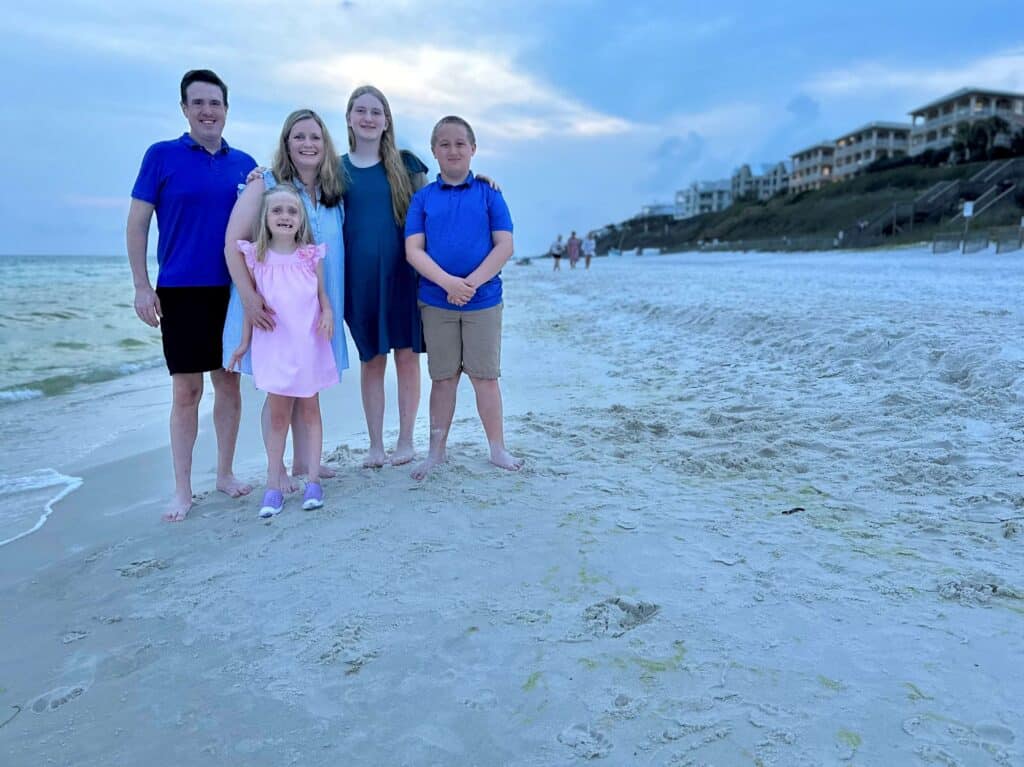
0 255 164 402
0 255 167 546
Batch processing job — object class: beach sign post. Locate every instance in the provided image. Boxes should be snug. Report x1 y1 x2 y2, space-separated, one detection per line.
961 201 974 253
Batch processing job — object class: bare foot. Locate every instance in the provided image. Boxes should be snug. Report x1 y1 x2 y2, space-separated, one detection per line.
270 462 301 493
294 463 337 479
363 447 387 469
389 442 416 467
316 464 337 479
489 446 523 472
162 494 192 523
216 475 253 498
411 451 446 481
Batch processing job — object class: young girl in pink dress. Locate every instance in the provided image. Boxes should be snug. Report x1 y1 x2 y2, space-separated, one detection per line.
228 185 338 517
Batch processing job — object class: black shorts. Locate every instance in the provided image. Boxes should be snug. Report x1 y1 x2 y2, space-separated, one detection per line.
156 285 231 375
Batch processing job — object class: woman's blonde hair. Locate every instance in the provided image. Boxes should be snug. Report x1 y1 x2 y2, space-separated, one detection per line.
254 185 313 262
272 109 344 207
346 85 418 225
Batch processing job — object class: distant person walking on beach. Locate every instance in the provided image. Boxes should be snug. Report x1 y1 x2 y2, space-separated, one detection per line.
224 109 348 490
550 234 564 270
566 231 581 269
405 116 522 480
583 232 596 269
227 185 337 518
127 69 256 522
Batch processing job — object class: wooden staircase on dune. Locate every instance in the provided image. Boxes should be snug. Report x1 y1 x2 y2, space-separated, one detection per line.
846 158 1023 241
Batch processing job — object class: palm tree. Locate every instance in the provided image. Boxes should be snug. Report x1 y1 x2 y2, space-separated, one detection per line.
951 122 974 163
1011 128 1024 157
970 116 1011 158
984 116 1012 156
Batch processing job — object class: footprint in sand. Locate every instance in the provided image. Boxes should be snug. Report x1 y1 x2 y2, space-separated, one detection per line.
315 623 380 675
904 717 1016 764
30 685 86 713
97 642 157 680
938 578 1024 606
607 691 645 720
581 597 660 638
558 723 612 759
118 559 169 578
973 722 1015 745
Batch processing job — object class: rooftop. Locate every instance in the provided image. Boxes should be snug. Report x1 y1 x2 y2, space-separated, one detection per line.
791 141 836 157
908 86 1024 115
837 121 912 138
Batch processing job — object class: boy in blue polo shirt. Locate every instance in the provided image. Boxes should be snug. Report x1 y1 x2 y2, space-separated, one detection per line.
405 115 522 481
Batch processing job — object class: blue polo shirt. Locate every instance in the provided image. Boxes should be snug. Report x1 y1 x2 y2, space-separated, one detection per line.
405 171 513 311
131 133 256 287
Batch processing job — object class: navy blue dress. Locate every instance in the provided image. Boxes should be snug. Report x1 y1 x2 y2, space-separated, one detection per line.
342 152 428 362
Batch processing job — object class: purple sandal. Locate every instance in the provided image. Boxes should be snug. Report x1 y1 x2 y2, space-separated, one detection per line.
258 489 285 518
302 482 324 511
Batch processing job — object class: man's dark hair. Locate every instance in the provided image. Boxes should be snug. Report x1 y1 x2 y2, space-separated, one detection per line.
180 69 228 106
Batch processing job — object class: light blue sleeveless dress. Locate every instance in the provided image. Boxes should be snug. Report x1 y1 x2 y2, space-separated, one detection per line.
222 170 349 379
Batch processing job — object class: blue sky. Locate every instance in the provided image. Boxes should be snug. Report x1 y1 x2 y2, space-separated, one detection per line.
3 0 1023 257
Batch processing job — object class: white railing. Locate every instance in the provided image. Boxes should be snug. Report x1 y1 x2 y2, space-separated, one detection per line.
975 182 1017 216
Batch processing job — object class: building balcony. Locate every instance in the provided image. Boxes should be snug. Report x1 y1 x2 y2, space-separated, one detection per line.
912 106 1020 132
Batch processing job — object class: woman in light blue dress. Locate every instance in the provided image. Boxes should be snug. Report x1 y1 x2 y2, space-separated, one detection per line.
223 108 348 487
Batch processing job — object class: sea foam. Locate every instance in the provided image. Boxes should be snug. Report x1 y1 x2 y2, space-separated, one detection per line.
0 469 83 547
0 388 44 402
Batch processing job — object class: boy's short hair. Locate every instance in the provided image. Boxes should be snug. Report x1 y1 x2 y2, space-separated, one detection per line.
180 69 229 106
430 115 476 148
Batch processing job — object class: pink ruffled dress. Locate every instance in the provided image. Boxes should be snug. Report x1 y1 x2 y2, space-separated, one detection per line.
239 241 339 397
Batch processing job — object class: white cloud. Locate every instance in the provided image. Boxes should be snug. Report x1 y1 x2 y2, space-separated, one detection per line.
274 46 633 141
11 3 633 145
804 47 1024 103
662 102 770 141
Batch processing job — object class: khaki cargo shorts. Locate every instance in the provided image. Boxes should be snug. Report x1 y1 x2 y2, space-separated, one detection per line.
419 302 502 381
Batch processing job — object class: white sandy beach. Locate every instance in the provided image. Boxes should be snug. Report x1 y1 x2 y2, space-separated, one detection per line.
1 248 1022 766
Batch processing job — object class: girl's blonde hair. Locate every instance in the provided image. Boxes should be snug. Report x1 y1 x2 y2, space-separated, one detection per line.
272 109 344 207
254 185 313 262
346 85 418 226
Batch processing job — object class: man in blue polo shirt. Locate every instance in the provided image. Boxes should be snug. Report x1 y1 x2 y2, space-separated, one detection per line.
405 115 522 481
127 69 257 522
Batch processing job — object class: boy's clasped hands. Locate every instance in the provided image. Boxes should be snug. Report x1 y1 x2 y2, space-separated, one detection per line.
444 275 477 307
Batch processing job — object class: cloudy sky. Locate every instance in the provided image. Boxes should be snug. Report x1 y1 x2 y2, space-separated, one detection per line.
4 0 1024 257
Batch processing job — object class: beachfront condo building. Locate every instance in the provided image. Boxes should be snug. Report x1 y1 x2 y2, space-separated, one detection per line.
832 122 911 180
908 87 1024 156
789 142 836 193
675 180 733 219
731 162 791 201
